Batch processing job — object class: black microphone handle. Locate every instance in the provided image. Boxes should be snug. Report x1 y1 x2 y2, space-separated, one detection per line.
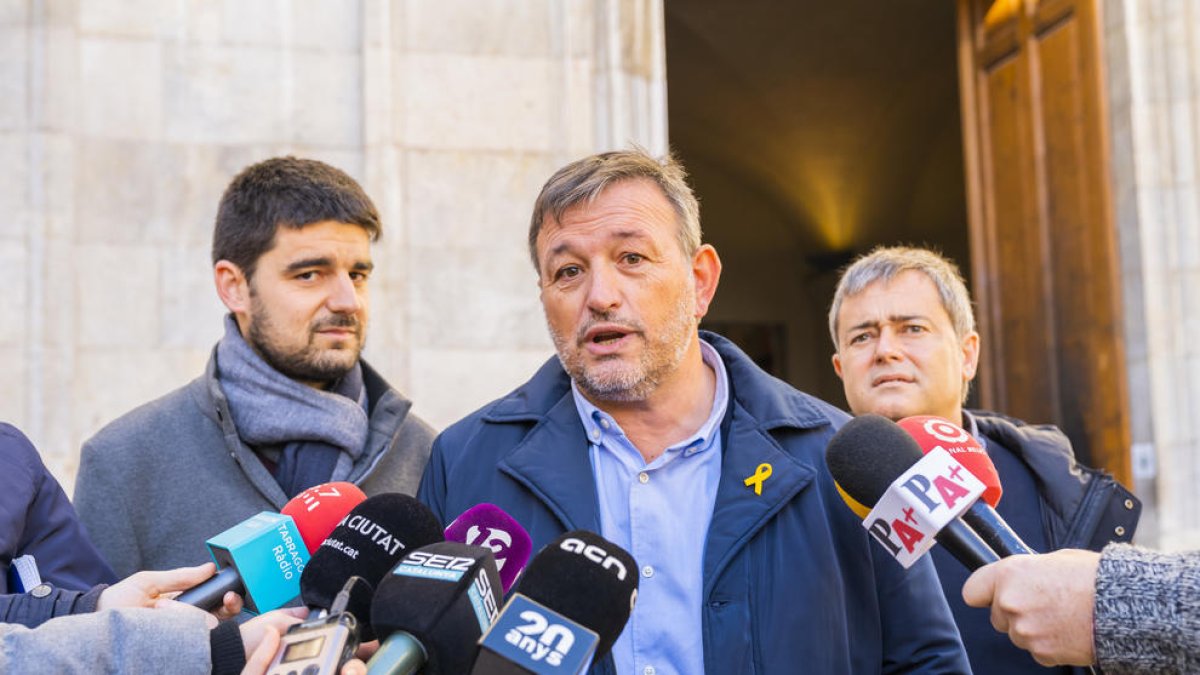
935 519 1001 571
175 566 245 610
962 502 1036 557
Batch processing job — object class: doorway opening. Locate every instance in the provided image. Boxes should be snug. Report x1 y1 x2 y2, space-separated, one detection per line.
666 0 969 408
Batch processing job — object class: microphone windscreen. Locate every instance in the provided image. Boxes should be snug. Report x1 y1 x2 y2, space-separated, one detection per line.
898 415 1002 507
300 493 444 639
282 481 368 552
371 541 503 675
444 503 533 593
825 414 924 508
512 530 638 660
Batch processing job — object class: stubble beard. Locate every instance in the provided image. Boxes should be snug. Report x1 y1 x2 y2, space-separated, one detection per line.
549 296 696 403
247 295 364 385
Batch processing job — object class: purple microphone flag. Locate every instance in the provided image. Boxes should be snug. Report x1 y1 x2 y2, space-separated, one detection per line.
444 503 533 593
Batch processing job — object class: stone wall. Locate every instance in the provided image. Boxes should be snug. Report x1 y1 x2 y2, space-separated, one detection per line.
0 0 667 493
1105 0 1200 549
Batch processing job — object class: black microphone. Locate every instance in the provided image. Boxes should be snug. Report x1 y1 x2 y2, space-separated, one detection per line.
367 541 503 675
825 414 1001 571
470 530 639 674
299 493 445 641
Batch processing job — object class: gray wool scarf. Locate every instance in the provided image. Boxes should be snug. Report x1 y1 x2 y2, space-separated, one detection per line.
214 315 369 496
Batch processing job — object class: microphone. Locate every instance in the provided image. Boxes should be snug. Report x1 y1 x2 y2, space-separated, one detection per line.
282 481 368 553
898 416 1035 557
175 511 310 613
367 542 503 675
300 493 445 641
470 530 639 674
444 504 533 593
825 414 1001 571
176 481 365 612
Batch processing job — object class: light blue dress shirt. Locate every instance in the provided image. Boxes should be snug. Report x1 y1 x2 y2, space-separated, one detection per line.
571 339 729 675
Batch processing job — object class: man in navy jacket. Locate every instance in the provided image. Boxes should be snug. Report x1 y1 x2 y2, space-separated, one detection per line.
828 246 1139 675
419 149 969 674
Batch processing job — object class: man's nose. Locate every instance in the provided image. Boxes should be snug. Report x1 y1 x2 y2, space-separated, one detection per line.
584 264 622 313
326 273 362 313
873 328 902 362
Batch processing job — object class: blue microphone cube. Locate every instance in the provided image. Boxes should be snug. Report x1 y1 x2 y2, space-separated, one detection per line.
477 594 599 673
206 511 310 613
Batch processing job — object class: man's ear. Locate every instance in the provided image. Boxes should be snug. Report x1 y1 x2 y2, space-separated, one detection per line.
214 261 250 315
832 352 844 380
691 244 722 319
961 331 981 381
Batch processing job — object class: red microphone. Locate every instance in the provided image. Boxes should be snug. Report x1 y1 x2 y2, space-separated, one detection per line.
282 482 368 553
898 416 1034 557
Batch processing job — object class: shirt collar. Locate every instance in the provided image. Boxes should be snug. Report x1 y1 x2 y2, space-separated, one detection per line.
570 338 730 458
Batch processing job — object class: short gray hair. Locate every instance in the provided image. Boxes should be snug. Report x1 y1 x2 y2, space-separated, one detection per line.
527 148 701 271
828 246 976 349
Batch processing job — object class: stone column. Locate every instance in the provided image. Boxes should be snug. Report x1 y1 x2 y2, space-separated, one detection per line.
1105 0 1200 549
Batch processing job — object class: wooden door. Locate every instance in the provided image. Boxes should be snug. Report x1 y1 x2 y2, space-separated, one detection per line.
957 0 1131 484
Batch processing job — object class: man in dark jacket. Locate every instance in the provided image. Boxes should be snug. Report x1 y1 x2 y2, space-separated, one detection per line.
420 150 969 674
829 245 1141 675
0 423 114 591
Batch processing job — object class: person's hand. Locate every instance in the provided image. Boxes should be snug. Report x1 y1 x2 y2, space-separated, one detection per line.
98 562 219 611
238 607 309 661
214 590 244 620
241 625 281 675
355 639 379 660
962 549 1101 666
98 562 245 620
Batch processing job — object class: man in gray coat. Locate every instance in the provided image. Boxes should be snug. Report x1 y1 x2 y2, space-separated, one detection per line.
74 157 436 578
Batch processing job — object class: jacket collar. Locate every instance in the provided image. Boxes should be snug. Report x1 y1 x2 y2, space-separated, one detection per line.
496 393 604 532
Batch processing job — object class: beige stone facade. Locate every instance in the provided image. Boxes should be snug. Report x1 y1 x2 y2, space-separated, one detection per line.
1105 0 1200 549
0 0 666 493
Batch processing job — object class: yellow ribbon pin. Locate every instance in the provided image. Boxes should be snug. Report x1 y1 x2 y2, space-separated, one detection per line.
744 463 773 496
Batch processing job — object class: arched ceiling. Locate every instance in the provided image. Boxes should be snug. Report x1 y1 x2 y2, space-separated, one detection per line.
665 0 967 262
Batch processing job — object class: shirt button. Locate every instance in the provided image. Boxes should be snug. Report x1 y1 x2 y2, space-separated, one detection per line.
600 418 610 429
638 472 649 484
642 565 654 578
591 429 600 440
30 583 52 598
644 667 656 675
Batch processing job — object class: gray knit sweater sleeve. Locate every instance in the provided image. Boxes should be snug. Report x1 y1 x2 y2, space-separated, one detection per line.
1094 543 1200 674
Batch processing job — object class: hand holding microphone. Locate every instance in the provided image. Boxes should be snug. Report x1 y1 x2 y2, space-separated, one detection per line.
98 562 242 617
961 549 1101 667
